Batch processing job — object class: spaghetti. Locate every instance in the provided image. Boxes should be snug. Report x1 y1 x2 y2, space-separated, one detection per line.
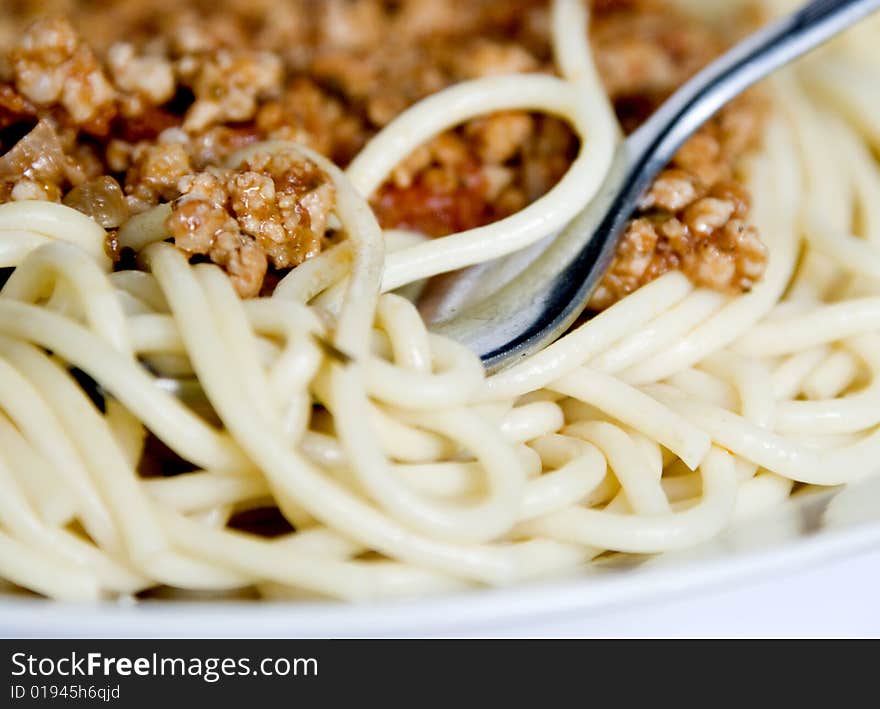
0 0 878 602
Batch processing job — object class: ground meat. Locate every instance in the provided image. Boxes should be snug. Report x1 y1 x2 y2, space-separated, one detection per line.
589 91 767 309
254 78 364 165
0 0 768 307
164 146 335 297
9 16 117 135
228 148 335 268
589 174 768 310
124 141 193 213
107 42 176 118
176 49 283 132
164 8 251 56
639 169 704 212
465 112 535 166
187 125 261 170
443 40 542 80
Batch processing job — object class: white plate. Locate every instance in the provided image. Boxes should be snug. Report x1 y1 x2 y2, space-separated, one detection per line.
2 473 880 638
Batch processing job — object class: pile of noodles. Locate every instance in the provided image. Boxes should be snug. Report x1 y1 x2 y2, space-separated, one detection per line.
1 0 880 601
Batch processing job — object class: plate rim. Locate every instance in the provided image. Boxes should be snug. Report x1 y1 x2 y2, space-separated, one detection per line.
2 499 879 638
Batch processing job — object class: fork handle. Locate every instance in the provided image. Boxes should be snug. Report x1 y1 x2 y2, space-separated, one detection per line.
628 0 880 164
